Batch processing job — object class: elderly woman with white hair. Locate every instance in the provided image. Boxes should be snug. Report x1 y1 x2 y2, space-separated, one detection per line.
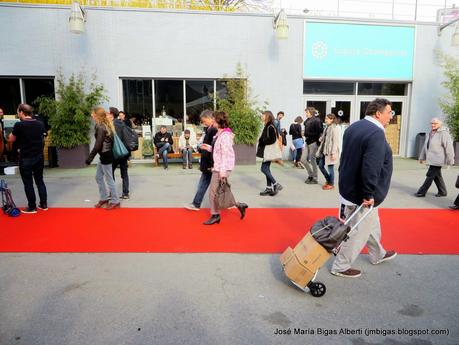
415 117 455 197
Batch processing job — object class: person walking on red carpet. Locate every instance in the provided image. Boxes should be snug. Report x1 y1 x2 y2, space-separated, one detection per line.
204 111 248 225
257 110 283 196
85 107 120 210
414 118 454 198
331 98 397 278
185 110 218 211
8 103 48 214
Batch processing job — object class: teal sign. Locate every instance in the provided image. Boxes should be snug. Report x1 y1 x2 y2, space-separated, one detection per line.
304 22 415 80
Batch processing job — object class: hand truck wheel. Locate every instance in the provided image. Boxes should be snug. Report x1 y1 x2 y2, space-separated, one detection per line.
307 281 326 297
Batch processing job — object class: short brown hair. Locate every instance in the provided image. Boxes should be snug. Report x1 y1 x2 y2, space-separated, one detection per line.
305 107 316 116
326 113 337 123
17 103 34 116
215 111 229 128
294 116 303 124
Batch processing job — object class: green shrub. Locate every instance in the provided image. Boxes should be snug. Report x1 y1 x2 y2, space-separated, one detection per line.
217 64 265 145
438 52 459 142
36 71 107 148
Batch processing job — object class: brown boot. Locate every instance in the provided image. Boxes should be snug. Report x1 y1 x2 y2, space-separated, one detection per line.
183 164 187 169
105 202 121 210
188 163 193 169
94 200 109 208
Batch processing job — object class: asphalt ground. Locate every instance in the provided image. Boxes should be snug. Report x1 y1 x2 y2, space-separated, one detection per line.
1 158 458 345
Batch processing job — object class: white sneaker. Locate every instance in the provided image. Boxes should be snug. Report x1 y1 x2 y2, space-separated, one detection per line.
184 203 200 211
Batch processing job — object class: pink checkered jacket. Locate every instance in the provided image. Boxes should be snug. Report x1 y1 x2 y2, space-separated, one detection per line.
212 128 235 177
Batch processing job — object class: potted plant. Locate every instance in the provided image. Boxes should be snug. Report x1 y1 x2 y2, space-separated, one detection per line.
438 52 459 165
36 72 107 168
217 64 264 165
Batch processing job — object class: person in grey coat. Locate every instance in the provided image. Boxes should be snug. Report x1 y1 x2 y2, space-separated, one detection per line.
316 113 341 190
415 118 455 197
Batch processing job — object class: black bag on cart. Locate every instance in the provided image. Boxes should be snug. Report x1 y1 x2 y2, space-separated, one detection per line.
310 216 351 252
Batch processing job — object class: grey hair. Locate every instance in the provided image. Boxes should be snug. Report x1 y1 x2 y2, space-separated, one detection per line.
431 117 443 125
200 109 214 119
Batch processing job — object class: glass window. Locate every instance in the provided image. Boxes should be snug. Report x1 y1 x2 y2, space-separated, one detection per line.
24 78 55 107
154 80 184 136
216 80 228 100
303 81 354 95
122 79 152 126
0 78 21 115
358 83 406 96
185 80 214 126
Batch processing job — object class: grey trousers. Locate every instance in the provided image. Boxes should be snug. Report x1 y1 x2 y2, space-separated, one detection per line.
331 205 386 273
96 162 120 204
303 142 318 179
209 171 221 215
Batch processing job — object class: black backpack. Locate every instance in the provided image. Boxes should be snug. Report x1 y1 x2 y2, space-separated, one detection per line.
121 125 139 151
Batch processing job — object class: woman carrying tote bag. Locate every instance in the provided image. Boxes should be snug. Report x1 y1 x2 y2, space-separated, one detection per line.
85 107 120 210
204 111 248 225
256 111 283 196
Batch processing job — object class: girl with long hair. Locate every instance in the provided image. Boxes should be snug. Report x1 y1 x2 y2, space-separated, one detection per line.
85 107 120 210
316 113 341 190
257 110 283 196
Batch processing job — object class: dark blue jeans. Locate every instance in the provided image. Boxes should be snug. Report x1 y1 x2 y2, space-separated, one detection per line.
317 156 335 185
157 143 171 167
19 154 47 209
112 157 129 196
261 161 276 187
192 171 212 208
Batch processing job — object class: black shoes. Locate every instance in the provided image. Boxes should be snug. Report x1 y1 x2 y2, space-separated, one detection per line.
260 188 272 196
21 207 37 214
448 205 459 210
38 203 48 211
237 203 248 219
435 193 447 197
305 177 318 184
414 192 425 197
203 214 221 225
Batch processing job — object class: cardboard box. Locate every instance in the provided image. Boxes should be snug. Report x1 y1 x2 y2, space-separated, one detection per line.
280 247 316 288
294 233 330 270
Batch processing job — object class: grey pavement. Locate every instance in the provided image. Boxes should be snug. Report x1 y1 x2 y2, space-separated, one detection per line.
1 158 459 345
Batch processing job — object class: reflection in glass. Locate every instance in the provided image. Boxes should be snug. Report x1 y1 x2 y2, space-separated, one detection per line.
358 83 406 96
122 79 152 126
24 79 55 107
155 80 184 127
303 81 354 95
186 80 214 126
0 78 21 115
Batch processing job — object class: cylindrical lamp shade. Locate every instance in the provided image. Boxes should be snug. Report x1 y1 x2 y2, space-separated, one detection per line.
69 2 85 34
276 24 289 39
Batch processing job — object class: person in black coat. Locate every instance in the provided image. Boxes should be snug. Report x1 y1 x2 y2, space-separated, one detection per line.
257 111 283 196
450 174 459 210
331 98 396 278
154 126 174 169
185 110 218 211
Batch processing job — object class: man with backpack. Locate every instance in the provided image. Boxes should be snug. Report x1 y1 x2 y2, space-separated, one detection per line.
107 107 138 200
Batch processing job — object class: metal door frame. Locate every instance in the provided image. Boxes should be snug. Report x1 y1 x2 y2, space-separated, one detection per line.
303 95 356 122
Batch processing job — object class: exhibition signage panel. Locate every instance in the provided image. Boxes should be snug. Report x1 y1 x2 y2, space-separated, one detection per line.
304 22 415 80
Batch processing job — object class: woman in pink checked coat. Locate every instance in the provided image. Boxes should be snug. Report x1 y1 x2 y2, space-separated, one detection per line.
204 111 248 225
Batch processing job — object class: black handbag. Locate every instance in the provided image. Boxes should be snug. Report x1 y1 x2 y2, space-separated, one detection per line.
456 175 459 189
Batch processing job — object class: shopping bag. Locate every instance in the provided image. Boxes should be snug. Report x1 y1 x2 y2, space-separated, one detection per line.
216 180 236 209
456 175 459 189
263 142 282 162
112 133 129 159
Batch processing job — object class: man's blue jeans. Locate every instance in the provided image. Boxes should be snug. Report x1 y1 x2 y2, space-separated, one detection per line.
192 171 212 208
19 154 47 209
157 143 171 167
317 156 335 185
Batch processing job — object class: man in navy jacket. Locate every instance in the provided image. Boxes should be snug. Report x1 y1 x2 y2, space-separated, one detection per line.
331 98 397 278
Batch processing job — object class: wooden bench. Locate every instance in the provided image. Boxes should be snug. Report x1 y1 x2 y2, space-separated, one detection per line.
153 136 201 167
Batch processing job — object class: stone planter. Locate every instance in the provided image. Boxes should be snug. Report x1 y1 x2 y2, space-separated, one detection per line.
58 144 90 168
234 144 256 165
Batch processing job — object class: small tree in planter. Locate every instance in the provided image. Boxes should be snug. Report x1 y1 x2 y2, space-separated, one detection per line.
36 71 107 168
438 52 459 165
217 64 265 164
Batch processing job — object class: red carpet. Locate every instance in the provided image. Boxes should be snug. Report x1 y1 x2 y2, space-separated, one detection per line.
0 208 458 254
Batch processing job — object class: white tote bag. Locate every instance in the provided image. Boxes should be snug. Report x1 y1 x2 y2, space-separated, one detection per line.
263 125 282 162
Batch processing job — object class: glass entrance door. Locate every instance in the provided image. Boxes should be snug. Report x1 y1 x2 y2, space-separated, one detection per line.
304 96 353 125
358 99 405 155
